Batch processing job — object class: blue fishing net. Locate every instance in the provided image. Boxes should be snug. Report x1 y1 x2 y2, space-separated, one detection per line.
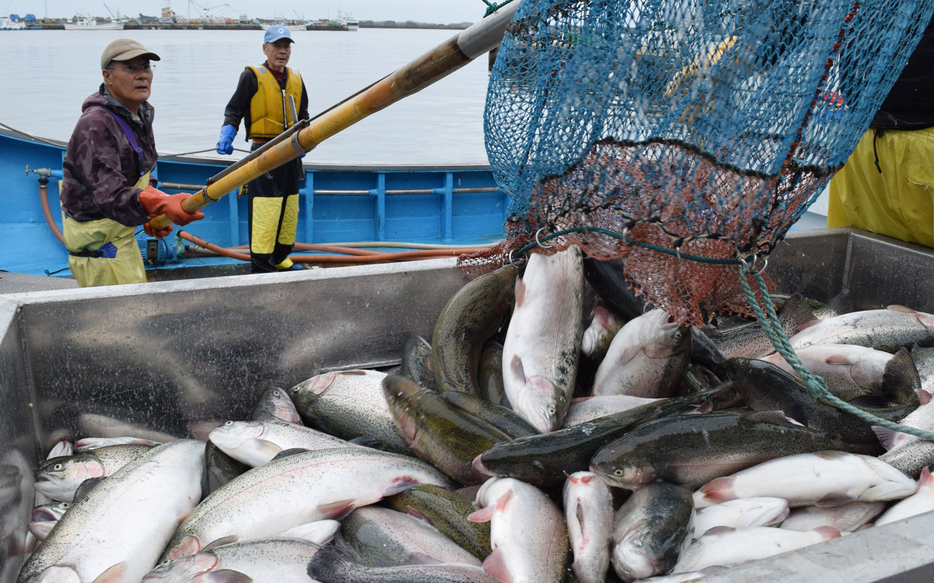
466 0 934 324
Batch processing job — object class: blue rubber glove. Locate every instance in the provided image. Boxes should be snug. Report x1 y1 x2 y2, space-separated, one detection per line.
216 124 237 155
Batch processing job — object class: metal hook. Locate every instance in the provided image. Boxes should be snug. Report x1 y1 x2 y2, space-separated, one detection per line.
535 227 553 249
508 248 527 268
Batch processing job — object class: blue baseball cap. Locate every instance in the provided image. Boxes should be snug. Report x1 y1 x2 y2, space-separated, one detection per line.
264 25 293 44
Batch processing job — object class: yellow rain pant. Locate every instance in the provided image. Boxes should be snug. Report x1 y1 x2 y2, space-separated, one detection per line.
250 193 299 272
828 126 934 248
63 173 150 287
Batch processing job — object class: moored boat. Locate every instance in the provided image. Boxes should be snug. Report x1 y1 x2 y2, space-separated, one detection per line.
63 15 125 30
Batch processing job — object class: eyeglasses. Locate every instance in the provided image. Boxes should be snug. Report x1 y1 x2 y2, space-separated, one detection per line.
113 63 155 73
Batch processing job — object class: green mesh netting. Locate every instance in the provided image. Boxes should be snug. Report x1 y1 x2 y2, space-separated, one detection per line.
463 0 934 325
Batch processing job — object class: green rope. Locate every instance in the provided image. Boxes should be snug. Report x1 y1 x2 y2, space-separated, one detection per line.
482 0 517 17
738 261 934 444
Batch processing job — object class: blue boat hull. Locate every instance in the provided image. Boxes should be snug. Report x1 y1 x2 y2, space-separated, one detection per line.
1 128 509 278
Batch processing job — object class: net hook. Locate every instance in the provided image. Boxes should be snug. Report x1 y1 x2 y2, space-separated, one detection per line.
535 227 554 249
508 248 527 268
738 252 769 277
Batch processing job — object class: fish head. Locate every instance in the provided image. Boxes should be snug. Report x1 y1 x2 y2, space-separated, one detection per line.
591 460 656 490
642 312 691 358
514 376 568 433
613 539 659 582
31 501 70 523
34 455 105 501
289 371 338 404
208 421 265 449
257 387 302 424
143 553 219 583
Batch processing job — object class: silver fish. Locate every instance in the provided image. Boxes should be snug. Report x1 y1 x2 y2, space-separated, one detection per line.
693 497 789 537
164 446 453 560
18 439 205 583
289 369 410 454
611 481 694 583
562 471 613 583
208 419 357 467
694 451 918 509
470 477 569 583
581 303 625 361
593 309 690 398
338 505 481 567
33 445 153 502
143 538 325 583
251 386 303 425
789 306 934 352
307 544 500 583
672 525 840 573
562 395 662 427
874 466 934 526
779 501 885 532
503 246 585 433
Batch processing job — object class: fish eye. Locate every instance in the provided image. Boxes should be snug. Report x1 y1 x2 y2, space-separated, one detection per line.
614 469 623 476
53 463 63 471
61 503 70 508
547 405 556 415
224 420 233 426
272 390 281 397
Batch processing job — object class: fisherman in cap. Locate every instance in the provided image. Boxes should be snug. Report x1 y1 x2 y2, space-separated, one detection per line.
215 25 310 273
60 38 204 287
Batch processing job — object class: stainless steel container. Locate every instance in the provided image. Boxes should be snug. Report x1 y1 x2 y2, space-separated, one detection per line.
1 229 933 582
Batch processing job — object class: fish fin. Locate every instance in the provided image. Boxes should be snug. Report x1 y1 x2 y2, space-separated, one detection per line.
167 535 203 559
406 507 428 521
482 548 514 583
701 526 735 537
697 477 735 505
920 467 934 486
317 498 357 520
408 552 443 565
348 436 389 450
515 277 526 307
570 396 594 403
383 477 420 497
741 410 795 425
815 492 858 507
91 563 127 583
882 348 922 404
201 535 239 552
195 570 253 583
918 389 932 406
823 354 855 365
510 354 526 385
248 438 283 460
473 454 492 476
467 505 495 523
271 448 309 461
814 526 842 539
494 489 514 512
74 476 106 501
796 318 821 330
886 305 915 314
872 425 901 450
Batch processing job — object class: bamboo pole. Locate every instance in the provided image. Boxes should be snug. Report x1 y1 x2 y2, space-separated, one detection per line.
149 1 521 230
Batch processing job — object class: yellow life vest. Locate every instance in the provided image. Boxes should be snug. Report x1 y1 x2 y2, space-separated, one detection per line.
247 65 303 139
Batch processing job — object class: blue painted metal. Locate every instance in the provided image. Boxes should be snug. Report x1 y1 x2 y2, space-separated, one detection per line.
0 128 510 278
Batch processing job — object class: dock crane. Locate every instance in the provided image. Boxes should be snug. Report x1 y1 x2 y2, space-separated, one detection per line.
188 0 229 21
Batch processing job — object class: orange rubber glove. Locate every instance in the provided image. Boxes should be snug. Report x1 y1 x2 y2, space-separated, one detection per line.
144 221 173 239
138 186 205 226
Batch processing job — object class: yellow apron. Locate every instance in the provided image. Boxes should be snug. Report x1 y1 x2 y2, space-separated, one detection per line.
63 173 150 287
828 126 934 248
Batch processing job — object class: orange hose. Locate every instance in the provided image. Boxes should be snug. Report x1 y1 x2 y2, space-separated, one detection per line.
177 231 487 265
39 182 66 246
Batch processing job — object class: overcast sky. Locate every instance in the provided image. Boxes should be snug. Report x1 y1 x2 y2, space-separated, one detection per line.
7 0 489 24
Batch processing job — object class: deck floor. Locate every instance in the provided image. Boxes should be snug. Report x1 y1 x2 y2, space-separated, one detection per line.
0 271 78 295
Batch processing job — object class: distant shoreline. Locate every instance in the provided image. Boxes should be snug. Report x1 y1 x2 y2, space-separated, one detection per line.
25 21 472 31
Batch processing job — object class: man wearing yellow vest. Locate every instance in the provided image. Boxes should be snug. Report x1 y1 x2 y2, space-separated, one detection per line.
61 38 205 287
215 25 309 273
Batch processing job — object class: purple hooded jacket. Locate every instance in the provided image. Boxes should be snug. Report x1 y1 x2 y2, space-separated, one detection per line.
60 84 158 225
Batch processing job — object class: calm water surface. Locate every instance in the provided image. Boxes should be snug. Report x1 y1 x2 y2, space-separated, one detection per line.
0 28 492 164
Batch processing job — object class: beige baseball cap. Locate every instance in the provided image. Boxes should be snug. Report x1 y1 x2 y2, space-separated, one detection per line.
100 38 161 70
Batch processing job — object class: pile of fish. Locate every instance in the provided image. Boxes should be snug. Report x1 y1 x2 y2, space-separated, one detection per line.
13 245 934 583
